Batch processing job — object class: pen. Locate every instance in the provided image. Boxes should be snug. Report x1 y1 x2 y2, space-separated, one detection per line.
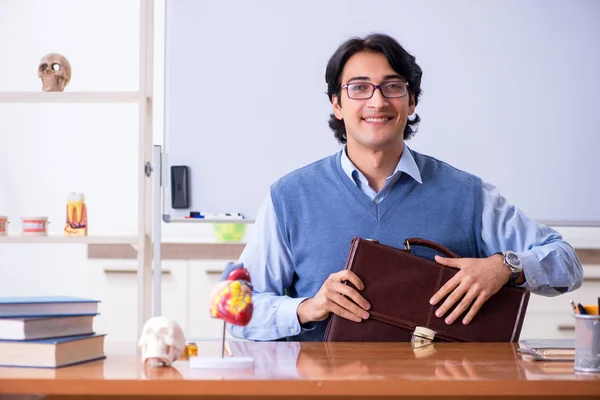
570 300 578 313
577 303 588 315
185 215 244 220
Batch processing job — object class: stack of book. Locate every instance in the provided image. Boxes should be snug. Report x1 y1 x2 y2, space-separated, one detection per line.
0 296 105 368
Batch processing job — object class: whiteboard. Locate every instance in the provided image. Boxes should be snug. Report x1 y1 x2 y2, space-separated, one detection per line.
163 0 600 225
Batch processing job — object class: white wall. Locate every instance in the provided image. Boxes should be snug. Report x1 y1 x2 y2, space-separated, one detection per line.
0 1 598 343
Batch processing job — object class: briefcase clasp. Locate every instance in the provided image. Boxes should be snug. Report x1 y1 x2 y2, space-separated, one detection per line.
411 326 436 348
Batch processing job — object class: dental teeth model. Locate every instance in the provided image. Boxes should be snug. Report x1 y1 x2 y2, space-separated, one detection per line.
21 217 49 236
64 192 88 236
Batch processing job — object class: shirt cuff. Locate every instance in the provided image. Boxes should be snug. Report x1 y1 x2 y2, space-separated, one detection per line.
275 296 308 338
517 250 548 290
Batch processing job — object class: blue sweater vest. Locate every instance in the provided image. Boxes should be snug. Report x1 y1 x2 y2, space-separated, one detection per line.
270 149 484 341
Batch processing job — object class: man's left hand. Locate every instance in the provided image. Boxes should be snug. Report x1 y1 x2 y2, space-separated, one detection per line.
429 254 510 325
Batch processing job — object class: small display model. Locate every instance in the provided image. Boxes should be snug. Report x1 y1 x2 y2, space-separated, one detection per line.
0 216 8 236
21 216 49 236
38 53 71 92
138 316 186 368
64 192 87 236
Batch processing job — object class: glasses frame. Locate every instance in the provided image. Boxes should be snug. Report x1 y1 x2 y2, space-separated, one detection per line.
342 81 410 100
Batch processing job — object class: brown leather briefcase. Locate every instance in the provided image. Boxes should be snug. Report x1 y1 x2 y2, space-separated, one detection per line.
324 237 530 343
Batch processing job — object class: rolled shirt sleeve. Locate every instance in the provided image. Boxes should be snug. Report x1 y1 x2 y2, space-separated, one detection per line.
480 181 583 296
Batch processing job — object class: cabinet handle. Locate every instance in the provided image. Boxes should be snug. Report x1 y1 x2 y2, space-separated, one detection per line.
557 324 575 331
206 269 224 275
103 268 171 275
583 276 600 282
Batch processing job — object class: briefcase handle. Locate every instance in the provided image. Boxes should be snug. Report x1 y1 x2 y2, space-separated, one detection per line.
404 238 459 258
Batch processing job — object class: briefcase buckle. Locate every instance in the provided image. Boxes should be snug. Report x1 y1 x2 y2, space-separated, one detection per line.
411 326 436 348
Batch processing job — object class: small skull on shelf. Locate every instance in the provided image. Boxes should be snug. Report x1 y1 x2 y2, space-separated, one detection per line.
138 316 186 368
38 53 71 92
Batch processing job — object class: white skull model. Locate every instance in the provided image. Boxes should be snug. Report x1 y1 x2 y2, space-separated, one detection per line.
38 53 71 92
138 316 186 367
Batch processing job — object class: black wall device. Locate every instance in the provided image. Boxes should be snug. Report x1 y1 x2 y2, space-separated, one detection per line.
171 165 189 209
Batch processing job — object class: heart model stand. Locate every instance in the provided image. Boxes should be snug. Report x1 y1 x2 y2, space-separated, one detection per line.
189 320 254 369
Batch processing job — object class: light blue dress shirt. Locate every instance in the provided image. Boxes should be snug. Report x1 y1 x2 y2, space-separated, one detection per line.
229 145 583 341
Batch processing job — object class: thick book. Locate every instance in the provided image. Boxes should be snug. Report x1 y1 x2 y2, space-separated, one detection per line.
0 333 106 368
324 237 530 342
0 315 96 340
0 296 99 317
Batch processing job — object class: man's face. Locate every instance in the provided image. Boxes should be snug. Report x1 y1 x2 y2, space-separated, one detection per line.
332 51 415 152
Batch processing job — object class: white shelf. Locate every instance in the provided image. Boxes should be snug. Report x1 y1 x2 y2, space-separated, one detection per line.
0 91 142 103
0 234 138 244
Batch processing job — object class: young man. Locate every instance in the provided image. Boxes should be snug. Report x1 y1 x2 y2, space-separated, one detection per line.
228 33 582 342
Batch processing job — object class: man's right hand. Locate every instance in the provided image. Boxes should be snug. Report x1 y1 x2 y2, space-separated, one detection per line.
297 270 370 325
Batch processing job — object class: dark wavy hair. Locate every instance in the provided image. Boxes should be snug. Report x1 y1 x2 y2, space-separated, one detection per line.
325 33 423 143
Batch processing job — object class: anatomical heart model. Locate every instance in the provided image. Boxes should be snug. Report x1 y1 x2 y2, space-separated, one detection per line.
38 53 71 92
190 262 254 369
209 262 253 326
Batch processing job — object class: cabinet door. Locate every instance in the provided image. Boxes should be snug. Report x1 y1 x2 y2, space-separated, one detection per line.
520 265 600 340
187 260 228 340
94 259 188 343
530 266 600 312
520 311 577 340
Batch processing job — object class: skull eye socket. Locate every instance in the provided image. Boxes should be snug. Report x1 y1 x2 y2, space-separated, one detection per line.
39 63 48 72
52 63 61 71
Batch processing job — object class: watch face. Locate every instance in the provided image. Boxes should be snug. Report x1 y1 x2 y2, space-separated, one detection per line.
505 252 521 268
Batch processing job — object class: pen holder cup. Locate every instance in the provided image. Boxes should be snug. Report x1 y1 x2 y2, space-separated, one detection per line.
574 313 600 373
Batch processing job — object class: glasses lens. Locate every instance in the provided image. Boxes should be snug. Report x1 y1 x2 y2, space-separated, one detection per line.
346 83 373 99
381 82 407 97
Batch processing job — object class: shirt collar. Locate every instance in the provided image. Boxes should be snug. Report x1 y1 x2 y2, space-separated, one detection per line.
339 143 423 185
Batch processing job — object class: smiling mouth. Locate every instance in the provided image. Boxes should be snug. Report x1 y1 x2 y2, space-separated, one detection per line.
363 117 393 123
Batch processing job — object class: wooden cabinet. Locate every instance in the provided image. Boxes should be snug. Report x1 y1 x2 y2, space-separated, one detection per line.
89 258 229 342
186 261 229 340
86 239 600 342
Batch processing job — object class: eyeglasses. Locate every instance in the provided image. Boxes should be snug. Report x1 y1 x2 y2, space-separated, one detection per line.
342 81 409 100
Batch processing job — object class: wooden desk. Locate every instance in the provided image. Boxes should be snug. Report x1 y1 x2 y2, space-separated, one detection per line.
1 342 599 399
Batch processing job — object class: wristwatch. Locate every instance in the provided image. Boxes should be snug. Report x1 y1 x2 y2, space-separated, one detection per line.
495 251 523 284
